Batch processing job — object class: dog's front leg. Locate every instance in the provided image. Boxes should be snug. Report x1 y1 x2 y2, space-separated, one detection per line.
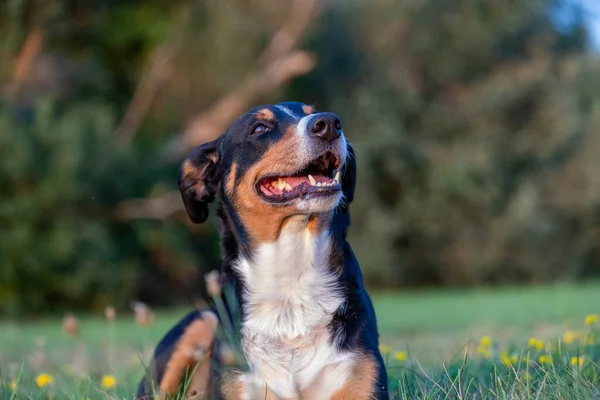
157 312 218 398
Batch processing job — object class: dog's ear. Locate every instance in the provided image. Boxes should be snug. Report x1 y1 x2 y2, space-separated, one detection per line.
179 138 222 223
340 143 356 209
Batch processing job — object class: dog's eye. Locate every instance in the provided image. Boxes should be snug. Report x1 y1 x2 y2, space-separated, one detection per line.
251 124 270 135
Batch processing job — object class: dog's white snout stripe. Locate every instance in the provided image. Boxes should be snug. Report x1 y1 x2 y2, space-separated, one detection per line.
295 114 312 137
274 104 300 119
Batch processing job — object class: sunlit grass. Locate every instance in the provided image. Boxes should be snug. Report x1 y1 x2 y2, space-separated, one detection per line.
382 313 600 398
1 282 599 399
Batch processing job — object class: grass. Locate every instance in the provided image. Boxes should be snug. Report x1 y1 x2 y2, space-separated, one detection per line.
1 282 599 399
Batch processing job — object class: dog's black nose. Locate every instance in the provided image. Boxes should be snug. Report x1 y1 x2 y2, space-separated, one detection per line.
310 112 342 142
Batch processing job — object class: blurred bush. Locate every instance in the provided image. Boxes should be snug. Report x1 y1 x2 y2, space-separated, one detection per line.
324 0 600 286
0 99 220 316
1 0 600 316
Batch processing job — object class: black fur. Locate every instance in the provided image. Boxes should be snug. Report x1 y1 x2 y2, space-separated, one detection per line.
137 102 389 399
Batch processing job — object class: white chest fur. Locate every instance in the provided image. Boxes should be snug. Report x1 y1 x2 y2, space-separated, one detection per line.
232 220 353 399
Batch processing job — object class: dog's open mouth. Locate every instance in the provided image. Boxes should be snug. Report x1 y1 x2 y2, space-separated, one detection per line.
257 151 342 202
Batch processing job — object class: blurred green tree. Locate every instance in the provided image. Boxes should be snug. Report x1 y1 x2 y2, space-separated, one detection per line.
293 0 600 287
1 0 600 316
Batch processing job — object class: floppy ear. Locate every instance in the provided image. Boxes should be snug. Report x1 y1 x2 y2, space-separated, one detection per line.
340 143 356 210
179 138 222 223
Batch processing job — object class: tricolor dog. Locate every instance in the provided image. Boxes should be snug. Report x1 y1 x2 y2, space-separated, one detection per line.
137 102 389 399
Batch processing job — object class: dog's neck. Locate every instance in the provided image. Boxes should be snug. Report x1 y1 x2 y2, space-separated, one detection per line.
236 214 337 283
221 211 345 341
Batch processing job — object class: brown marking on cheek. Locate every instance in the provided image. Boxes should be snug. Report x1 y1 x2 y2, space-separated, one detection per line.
302 104 315 115
159 313 218 396
256 108 275 120
259 125 306 171
225 162 238 196
232 125 305 244
330 354 378 400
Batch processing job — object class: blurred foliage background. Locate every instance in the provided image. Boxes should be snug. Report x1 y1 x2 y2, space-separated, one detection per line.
1 0 600 317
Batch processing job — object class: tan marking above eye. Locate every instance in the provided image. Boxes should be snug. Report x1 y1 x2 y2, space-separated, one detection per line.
256 108 275 120
302 105 315 115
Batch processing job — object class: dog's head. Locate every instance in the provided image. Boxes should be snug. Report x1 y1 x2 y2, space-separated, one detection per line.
179 102 356 243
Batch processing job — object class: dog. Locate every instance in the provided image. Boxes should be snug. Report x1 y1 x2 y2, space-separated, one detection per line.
137 102 389 399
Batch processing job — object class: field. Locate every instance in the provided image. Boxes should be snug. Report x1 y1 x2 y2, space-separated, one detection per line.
1 282 599 399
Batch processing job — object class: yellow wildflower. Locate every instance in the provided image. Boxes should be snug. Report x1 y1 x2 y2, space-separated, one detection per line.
584 314 598 326
500 353 512 366
379 345 391 355
394 351 407 362
477 344 491 359
8 380 17 391
538 355 551 365
571 356 584 367
528 337 538 347
100 374 117 389
511 355 518 364
562 330 577 344
35 373 54 388
480 336 492 347
535 340 545 351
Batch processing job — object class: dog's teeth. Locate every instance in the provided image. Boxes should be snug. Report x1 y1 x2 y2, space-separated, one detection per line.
285 183 293 191
278 179 287 190
334 171 340 182
308 175 316 186
271 181 277 188
316 182 322 187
